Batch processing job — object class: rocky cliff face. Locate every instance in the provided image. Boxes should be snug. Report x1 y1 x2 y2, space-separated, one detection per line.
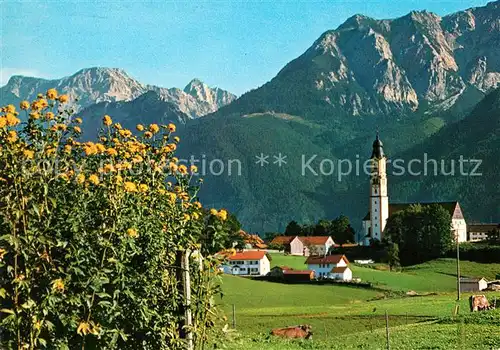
271 1 500 118
0 67 236 118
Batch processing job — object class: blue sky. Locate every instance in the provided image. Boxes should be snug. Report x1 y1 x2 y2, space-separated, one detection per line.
1 0 491 95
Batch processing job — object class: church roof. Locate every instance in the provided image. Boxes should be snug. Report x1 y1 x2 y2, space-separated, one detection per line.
363 201 463 221
371 132 384 159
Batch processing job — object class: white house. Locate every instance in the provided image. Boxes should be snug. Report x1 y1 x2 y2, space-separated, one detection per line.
305 254 352 281
222 251 270 276
270 236 335 256
468 223 499 242
330 266 353 281
300 236 335 256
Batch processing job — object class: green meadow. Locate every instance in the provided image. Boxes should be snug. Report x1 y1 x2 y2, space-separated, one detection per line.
218 254 500 349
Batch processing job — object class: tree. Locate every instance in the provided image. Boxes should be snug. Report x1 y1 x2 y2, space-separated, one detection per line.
284 220 302 236
330 215 355 244
387 243 400 271
384 204 453 266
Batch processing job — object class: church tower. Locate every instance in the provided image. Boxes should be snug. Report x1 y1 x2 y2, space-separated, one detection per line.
369 133 389 241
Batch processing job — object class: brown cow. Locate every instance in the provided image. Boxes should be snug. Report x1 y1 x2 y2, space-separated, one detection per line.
469 295 491 312
270 325 313 339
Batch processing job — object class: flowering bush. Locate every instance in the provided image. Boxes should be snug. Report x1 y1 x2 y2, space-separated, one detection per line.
0 91 228 349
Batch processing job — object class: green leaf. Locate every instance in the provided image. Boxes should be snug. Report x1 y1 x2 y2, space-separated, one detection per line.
0 308 14 315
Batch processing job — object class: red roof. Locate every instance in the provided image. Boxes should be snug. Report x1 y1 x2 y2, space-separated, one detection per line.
331 266 349 273
270 236 297 245
299 236 332 245
283 270 314 275
228 251 267 261
305 254 349 265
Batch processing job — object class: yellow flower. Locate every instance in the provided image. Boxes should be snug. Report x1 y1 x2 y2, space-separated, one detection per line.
174 136 180 143
77 322 91 336
127 228 138 238
139 184 148 193
115 175 123 184
74 117 82 124
51 278 65 293
5 104 16 113
136 124 144 131
76 173 85 184
193 201 202 209
6 130 18 143
45 147 56 156
167 192 177 203
55 124 67 131
178 165 187 174
31 101 42 111
46 112 55 120
132 155 143 163
192 212 200 220
217 209 228 221
20 101 30 110
102 164 115 173
124 182 137 192
83 142 97 156
113 123 122 130
46 88 58 100
190 165 198 173
171 157 178 163
169 162 178 173
58 94 68 103
103 115 112 126
37 93 43 99
6 113 20 126
29 112 40 120
144 131 153 139
95 143 106 153
149 124 160 134
119 129 132 138
183 213 191 222
168 123 176 132
88 174 100 185
23 149 34 159
74 126 81 133
210 208 218 216
0 117 7 128
0 248 7 261
106 148 118 156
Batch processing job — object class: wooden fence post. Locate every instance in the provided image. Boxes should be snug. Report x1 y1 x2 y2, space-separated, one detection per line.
232 304 236 328
176 250 193 350
385 310 390 350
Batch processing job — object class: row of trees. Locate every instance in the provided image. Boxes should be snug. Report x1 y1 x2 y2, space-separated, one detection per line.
274 215 356 244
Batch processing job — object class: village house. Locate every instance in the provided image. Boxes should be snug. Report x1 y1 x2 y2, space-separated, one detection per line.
361 133 467 245
305 254 352 281
222 251 270 276
270 236 335 256
460 277 488 292
467 223 499 241
268 266 315 282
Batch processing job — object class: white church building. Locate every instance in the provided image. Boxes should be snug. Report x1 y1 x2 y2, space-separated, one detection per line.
361 134 467 245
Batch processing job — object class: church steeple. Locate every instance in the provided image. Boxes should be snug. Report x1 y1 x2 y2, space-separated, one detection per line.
371 132 384 159
368 132 389 242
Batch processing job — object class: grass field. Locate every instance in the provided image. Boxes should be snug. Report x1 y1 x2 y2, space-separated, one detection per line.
218 254 500 349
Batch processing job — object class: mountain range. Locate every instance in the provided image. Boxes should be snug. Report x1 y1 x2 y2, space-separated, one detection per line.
0 67 236 120
1 1 499 234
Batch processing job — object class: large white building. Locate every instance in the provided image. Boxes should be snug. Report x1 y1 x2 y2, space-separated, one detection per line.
222 251 270 276
361 133 467 245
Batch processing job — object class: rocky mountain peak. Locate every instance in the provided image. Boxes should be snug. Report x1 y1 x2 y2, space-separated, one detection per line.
0 69 236 118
